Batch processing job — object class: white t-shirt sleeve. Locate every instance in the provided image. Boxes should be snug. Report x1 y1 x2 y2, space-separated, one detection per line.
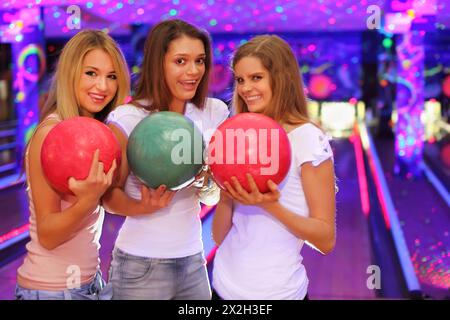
209 98 230 128
202 98 230 145
293 124 333 167
106 104 146 137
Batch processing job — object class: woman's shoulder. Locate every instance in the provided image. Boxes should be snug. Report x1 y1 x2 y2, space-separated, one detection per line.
188 97 230 120
34 113 60 138
288 122 333 165
205 97 228 109
288 122 330 144
109 101 149 118
204 97 230 117
29 118 59 153
287 122 322 135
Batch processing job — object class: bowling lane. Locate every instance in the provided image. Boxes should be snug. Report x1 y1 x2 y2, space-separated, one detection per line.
301 138 377 299
374 137 450 300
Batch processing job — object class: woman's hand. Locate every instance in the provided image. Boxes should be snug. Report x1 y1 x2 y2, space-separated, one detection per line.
223 173 280 208
138 184 176 213
68 149 117 205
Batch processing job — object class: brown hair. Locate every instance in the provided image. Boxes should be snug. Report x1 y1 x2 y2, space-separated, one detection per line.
132 19 212 111
232 35 309 125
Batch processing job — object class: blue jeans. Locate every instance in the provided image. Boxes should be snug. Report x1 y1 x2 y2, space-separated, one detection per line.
15 271 112 300
109 247 211 300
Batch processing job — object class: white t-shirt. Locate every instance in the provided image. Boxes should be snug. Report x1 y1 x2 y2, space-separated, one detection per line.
106 98 229 258
212 123 333 299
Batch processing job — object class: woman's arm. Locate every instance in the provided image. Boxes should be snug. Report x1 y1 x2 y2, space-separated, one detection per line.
30 124 116 250
102 123 175 216
263 160 336 254
211 190 234 246
224 159 336 254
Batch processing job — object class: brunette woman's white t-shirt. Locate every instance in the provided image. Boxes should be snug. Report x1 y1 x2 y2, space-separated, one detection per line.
212 123 333 300
106 98 229 258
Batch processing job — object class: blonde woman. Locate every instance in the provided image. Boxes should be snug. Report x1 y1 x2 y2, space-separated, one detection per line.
212 35 336 300
15 29 130 300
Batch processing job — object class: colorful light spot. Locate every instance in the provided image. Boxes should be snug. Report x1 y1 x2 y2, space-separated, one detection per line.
309 74 334 99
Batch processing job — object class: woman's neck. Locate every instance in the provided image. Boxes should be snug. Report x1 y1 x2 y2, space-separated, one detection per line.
282 119 309 134
169 99 187 114
79 108 94 118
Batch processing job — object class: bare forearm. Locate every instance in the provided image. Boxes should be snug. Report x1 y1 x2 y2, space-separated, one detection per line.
102 187 151 216
263 202 335 254
212 194 233 246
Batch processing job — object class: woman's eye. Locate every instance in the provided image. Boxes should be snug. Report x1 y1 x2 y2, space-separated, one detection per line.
108 74 117 80
176 58 185 64
85 71 96 77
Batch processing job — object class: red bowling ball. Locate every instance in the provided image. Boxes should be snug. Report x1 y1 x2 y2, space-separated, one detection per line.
41 116 121 195
208 113 291 194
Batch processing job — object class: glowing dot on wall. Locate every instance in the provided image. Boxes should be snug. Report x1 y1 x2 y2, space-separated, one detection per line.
132 65 140 74
407 9 415 18
383 38 393 49
402 59 411 69
307 44 316 52
16 91 25 102
309 74 334 99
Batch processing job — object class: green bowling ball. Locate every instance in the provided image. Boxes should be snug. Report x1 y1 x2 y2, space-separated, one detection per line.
127 111 205 190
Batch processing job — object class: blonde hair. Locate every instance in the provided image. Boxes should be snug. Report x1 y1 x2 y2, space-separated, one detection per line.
41 29 130 122
232 35 309 125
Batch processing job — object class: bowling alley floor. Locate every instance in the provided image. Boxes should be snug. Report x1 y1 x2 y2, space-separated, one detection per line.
373 137 450 300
